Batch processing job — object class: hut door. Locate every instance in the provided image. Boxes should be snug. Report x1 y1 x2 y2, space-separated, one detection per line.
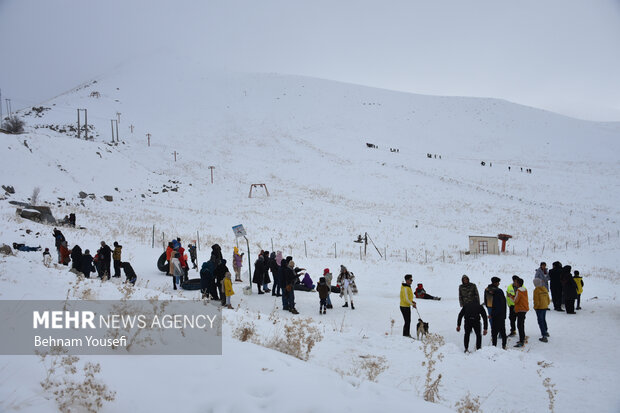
479 240 488 254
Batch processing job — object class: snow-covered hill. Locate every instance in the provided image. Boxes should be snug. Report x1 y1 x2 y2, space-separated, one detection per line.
1 51 619 412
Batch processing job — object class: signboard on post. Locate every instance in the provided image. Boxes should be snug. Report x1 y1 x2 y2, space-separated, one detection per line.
232 225 246 238
232 225 252 288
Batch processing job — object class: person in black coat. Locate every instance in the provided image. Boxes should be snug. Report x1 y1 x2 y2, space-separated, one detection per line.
490 283 507 349
99 241 112 278
561 265 578 314
261 250 271 292
214 259 230 306
457 302 488 352
70 245 83 273
210 244 223 264
253 253 266 294
281 258 299 314
549 261 564 311
80 249 96 278
121 262 137 285
269 252 281 297
200 259 218 300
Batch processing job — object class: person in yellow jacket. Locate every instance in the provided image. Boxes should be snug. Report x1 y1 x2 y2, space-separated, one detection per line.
573 270 584 310
513 277 529 348
506 275 519 336
400 274 417 338
533 278 550 342
223 272 235 309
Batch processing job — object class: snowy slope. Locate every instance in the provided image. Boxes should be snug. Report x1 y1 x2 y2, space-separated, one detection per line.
1 51 620 413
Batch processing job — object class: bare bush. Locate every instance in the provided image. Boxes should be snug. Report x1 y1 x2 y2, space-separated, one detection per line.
357 355 388 382
455 392 482 413
2 116 25 133
233 321 257 342
267 318 323 361
421 333 445 402
39 350 115 412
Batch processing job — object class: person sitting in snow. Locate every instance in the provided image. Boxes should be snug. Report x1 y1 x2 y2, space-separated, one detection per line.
414 283 441 300
12 243 41 252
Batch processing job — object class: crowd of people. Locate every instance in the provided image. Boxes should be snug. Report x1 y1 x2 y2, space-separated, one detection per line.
399 261 585 352
48 227 137 284
190 244 360 314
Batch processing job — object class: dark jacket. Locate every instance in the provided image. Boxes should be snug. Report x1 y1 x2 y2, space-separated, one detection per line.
317 281 330 300
100 244 112 262
80 254 95 277
210 244 223 265
560 266 578 299
53 229 65 248
491 288 507 321
122 262 137 279
459 282 480 307
457 303 489 330
214 259 230 286
70 245 83 270
200 260 216 290
549 261 563 290
253 257 266 284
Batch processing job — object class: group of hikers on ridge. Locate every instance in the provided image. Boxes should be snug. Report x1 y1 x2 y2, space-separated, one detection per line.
399 261 584 352
47 227 137 284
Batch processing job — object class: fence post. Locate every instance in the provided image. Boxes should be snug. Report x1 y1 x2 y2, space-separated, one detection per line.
197 231 200 251
271 238 274 252
566 241 568 250
527 247 529 257
425 250 427 264
152 225 155 248
405 249 408 263
304 240 307 258
542 245 545 255
384 247 387 260
334 243 337 259
442 250 445 263
360 245 362 260
162 232 165 250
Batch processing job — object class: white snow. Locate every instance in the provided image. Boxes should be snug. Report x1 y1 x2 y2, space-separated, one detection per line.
0 50 619 412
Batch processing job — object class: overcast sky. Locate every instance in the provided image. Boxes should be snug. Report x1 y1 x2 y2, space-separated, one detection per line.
1 0 619 121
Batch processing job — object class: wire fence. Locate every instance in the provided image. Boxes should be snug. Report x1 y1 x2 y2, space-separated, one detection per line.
151 227 620 266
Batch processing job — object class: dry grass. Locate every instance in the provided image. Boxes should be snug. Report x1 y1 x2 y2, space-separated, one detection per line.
455 392 482 413
421 333 445 403
39 348 115 412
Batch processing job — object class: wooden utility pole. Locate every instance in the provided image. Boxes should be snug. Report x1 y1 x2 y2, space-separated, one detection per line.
115 119 119 141
146 133 151 146
173 151 177 161
110 120 115 142
116 112 121 124
208 166 215 183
